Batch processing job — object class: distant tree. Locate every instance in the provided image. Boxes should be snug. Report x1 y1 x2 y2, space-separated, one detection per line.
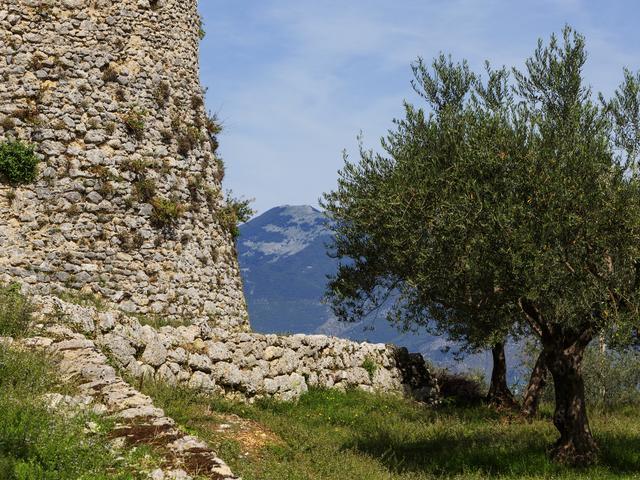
322 26 640 465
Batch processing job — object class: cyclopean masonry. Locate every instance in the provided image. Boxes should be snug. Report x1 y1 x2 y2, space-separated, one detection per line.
0 0 248 330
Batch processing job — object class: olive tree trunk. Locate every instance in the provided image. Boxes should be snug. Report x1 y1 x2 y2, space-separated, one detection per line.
546 339 598 465
486 342 518 409
521 350 548 418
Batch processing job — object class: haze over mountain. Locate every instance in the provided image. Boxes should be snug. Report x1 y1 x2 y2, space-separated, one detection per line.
238 205 498 373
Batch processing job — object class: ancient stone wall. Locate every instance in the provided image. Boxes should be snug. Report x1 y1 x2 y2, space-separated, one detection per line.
0 0 249 330
1 1 440 408
36 295 439 403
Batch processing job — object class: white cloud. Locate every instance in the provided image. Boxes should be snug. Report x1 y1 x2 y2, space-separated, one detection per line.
201 0 640 213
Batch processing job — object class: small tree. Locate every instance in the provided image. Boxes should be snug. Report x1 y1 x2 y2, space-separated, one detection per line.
323 27 640 464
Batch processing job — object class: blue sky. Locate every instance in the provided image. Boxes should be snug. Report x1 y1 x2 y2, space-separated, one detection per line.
198 1 640 215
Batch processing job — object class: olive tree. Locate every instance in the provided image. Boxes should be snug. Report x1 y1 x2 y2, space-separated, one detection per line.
322 27 640 464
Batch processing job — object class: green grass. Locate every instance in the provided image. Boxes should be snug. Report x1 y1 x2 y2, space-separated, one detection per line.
0 283 161 479
0 346 159 479
142 382 640 480
0 283 33 337
56 289 108 312
131 312 192 329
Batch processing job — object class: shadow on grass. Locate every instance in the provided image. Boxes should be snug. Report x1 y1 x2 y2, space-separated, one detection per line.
345 406 640 478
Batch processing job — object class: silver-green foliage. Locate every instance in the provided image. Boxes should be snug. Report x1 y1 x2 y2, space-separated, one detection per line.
323 25 640 462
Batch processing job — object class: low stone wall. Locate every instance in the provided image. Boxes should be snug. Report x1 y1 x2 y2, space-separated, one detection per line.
34 295 438 403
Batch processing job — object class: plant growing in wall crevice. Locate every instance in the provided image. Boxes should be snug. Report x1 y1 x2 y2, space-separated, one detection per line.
218 192 254 240
134 177 157 203
150 196 185 233
0 140 40 185
213 156 225 182
102 64 119 83
197 15 206 40
205 112 223 154
154 81 171 107
123 108 146 140
0 116 15 132
176 127 202 156
362 357 378 382
13 103 41 125
187 175 203 203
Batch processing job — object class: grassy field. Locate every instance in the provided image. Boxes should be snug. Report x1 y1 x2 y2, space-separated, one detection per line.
143 383 640 480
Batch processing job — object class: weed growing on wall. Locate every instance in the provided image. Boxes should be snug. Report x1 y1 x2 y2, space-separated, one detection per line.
123 108 146 140
0 283 32 338
362 357 378 381
0 141 39 185
218 193 254 240
150 197 184 231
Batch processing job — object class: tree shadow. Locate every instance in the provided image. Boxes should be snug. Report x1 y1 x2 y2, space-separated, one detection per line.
343 406 640 477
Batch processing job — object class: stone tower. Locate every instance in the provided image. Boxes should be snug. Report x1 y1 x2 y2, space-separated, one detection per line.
0 0 249 331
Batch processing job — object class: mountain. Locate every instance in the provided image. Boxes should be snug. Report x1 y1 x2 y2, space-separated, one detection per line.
237 205 493 372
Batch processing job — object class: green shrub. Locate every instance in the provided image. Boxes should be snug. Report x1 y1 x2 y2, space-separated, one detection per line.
559 344 640 410
0 141 39 185
433 369 486 406
122 158 150 176
0 347 57 395
361 357 377 381
133 177 156 202
520 340 640 410
150 196 184 230
123 108 146 140
582 346 640 409
218 193 254 239
0 284 32 338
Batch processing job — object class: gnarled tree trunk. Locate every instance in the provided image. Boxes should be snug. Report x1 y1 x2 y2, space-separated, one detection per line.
546 339 598 465
521 350 548 418
486 342 518 409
